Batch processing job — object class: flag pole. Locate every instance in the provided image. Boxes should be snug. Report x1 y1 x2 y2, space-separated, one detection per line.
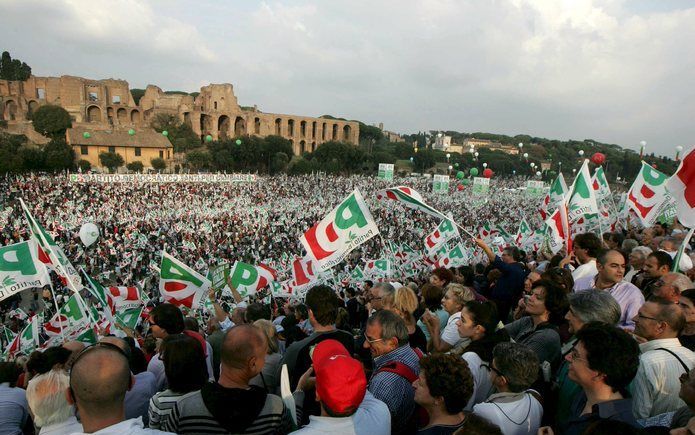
46 281 66 342
673 227 694 273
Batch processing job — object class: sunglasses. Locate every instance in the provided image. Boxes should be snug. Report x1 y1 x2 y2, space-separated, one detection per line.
481 363 505 378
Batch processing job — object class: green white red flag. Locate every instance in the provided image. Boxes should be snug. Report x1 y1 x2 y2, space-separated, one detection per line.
544 204 570 254
159 251 210 309
107 286 142 312
7 315 39 357
627 161 677 226
565 160 599 222
424 218 460 255
515 218 533 247
376 186 442 219
666 147 695 227
19 199 83 292
228 261 277 298
292 256 316 287
350 265 365 281
432 244 469 269
43 294 91 337
540 173 568 220
364 259 393 278
0 240 50 302
300 189 379 270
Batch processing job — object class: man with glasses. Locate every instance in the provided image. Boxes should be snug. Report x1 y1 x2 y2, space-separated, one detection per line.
574 249 644 330
472 342 542 435
651 272 694 304
550 322 640 435
632 298 695 418
364 310 420 435
67 343 173 434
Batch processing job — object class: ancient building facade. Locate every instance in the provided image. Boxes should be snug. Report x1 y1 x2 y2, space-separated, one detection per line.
0 75 360 156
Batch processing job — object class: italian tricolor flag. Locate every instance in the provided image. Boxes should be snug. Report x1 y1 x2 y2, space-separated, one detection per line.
159 252 210 309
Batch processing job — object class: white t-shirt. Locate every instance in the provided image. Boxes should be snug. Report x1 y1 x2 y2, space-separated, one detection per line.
473 391 543 435
462 352 493 410
441 312 462 346
572 260 598 288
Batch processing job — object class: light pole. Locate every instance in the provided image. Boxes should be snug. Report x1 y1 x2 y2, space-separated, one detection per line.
446 153 451 164
518 142 523 159
640 141 646 159
474 151 479 161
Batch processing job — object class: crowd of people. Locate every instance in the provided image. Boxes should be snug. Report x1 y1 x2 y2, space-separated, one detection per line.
1 173 695 435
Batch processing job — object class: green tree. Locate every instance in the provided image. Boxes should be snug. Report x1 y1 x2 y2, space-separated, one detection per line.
31 105 72 138
0 132 26 173
150 113 198 153
77 159 91 172
99 152 124 173
206 141 235 172
20 147 46 172
288 157 317 175
413 148 436 172
43 138 75 171
186 149 211 171
0 51 31 81
269 152 289 174
126 161 144 173
150 157 167 172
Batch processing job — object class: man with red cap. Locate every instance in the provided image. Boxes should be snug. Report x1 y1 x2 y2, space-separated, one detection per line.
292 339 390 435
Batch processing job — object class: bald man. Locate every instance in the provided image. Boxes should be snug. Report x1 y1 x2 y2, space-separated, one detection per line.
100 337 157 426
67 345 172 434
167 325 301 434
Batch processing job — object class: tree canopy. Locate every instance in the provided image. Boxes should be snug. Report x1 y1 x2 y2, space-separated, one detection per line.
0 51 31 81
31 105 72 138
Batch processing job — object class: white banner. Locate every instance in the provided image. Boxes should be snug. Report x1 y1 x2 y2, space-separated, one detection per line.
69 173 257 183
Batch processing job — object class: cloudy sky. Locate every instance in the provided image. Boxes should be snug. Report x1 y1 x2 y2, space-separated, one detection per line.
2 0 694 156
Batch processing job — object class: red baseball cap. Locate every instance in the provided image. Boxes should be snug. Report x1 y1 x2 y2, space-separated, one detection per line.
312 340 367 415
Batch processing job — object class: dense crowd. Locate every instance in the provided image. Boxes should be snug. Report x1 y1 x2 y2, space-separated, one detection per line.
1 174 695 435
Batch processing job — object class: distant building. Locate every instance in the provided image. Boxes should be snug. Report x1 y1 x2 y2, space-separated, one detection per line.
67 127 172 171
433 135 452 150
0 75 359 161
463 138 519 155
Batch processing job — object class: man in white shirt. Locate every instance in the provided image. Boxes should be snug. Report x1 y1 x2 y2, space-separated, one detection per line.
473 342 543 435
67 344 173 434
660 238 693 273
631 299 695 419
568 233 602 285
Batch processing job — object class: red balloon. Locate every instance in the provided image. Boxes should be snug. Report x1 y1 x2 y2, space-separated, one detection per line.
483 168 493 178
457 184 464 191
591 152 606 165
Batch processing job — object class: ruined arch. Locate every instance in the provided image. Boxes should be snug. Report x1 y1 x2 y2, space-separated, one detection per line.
200 114 212 133
312 121 317 138
117 108 127 124
4 100 18 120
288 119 295 137
183 112 191 127
86 105 101 122
275 118 282 135
130 109 141 125
322 122 327 140
300 140 306 154
106 107 115 125
254 117 261 134
300 120 307 137
218 115 230 140
27 100 39 118
311 141 316 152
343 125 352 142
332 124 338 140
234 116 246 137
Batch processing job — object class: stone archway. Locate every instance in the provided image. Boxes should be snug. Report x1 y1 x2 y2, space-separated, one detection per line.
288 119 295 137
312 121 317 138
322 122 327 140
183 112 191 127
254 117 261 134
27 100 39 118
106 107 115 125
218 115 230 139
200 114 212 133
234 116 246 137
343 125 352 141
117 108 127 124
4 100 18 120
300 140 306 154
311 141 316 152
300 120 307 137
332 124 338 140
87 105 102 122
130 109 141 125
275 118 282 135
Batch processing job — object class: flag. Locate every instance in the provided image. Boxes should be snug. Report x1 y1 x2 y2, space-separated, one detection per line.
666 147 695 227
7 316 39 357
115 307 144 330
228 261 278 298
515 218 533 246
627 161 677 227
396 243 419 261
544 205 570 254
292 256 316 287
300 189 379 270
565 160 599 222
540 173 568 220
0 240 50 302
19 199 83 292
159 252 210 309
364 259 393 278
424 218 460 255
432 244 469 269
107 286 142 312
44 294 91 337
673 228 695 274
350 265 365 282
376 186 443 219
8 308 28 321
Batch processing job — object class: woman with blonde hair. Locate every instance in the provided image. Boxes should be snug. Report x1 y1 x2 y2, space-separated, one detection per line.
250 319 283 393
422 283 475 353
384 286 428 352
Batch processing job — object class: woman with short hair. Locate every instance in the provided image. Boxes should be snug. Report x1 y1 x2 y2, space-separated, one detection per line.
422 283 475 353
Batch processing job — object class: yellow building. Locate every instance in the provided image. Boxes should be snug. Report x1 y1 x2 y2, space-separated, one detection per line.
66 127 173 171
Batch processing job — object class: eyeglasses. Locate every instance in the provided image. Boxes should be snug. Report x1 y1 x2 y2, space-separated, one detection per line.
364 335 384 345
568 347 589 364
636 312 662 322
481 363 504 378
